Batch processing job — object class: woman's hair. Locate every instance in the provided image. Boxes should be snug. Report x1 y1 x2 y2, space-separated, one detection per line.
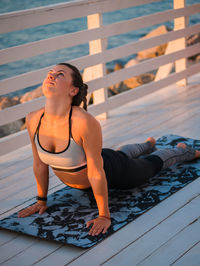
57 63 88 111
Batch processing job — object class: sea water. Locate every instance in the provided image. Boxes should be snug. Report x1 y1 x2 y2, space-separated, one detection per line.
0 0 199 96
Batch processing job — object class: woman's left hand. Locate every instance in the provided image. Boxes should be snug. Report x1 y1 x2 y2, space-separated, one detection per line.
86 216 111 236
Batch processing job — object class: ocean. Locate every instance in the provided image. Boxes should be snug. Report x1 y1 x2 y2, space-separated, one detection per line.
0 0 199 96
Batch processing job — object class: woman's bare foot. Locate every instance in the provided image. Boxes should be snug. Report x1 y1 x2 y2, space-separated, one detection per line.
146 137 156 148
177 143 200 159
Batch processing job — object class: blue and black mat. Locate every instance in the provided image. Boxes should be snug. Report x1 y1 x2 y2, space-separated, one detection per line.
0 135 200 248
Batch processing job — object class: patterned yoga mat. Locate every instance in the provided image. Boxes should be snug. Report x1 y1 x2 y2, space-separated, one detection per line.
0 135 200 248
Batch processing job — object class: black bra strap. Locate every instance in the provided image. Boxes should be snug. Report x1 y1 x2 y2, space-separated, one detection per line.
34 113 44 139
69 106 73 138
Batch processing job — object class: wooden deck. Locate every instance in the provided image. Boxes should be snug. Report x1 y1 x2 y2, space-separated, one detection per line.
1 73 200 266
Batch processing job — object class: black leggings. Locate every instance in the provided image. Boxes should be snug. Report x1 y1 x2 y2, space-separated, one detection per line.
102 148 163 189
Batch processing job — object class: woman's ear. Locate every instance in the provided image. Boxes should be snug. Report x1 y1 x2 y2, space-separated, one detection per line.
70 87 79 97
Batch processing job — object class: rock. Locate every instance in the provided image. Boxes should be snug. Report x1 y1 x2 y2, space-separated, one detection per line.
195 54 200 62
124 58 139 68
0 96 20 110
0 86 43 137
0 96 24 137
137 25 170 59
108 63 130 95
108 59 155 94
187 33 200 46
124 73 155 89
138 73 155 84
0 120 25 138
123 76 139 89
20 123 27 131
122 59 140 89
114 63 123 71
20 86 43 103
187 33 200 60
109 81 129 96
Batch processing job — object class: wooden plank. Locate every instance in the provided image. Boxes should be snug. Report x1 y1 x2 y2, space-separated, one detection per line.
0 0 160 34
102 77 192 123
104 92 200 148
102 196 200 265
0 27 102 65
0 234 37 264
0 0 198 36
173 241 200 266
0 156 33 180
0 26 106 66
177 112 200 139
0 178 64 218
103 80 199 131
1 23 199 96
0 230 18 246
138 219 200 266
147 107 200 139
0 239 63 266
0 166 54 201
88 62 200 117
2 43 199 128
1 4 200 66
0 167 36 201
102 23 200 74
0 167 34 195
0 130 30 156
0 164 63 217
87 43 200 94
0 67 47 95
3 35 199 125
109 82 200 143
101 4 200 41
0 184 66 220
0 144 32 167
0 184 65 220
0 97 45 126
11 243 84 266
63 178 200 265
0 230 85 266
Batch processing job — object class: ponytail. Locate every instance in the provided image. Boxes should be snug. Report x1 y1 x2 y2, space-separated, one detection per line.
57 63 88 111
72 83 88 111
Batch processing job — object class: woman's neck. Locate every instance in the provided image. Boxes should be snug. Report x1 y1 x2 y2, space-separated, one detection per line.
44 98 71 121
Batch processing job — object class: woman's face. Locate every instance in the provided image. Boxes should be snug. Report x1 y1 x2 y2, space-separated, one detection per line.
42 65 77 98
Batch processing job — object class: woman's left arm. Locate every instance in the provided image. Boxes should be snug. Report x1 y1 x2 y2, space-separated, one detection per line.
81 113 111 236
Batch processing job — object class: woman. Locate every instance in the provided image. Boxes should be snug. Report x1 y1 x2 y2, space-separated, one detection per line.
18 63 200 236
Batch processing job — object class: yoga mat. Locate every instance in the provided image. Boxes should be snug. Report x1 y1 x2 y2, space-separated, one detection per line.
1 134 200 248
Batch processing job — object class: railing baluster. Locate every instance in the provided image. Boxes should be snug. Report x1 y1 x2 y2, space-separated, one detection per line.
85 13 108 119
174 0 188 86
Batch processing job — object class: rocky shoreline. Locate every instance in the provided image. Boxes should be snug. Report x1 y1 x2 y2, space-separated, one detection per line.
1 25 199 137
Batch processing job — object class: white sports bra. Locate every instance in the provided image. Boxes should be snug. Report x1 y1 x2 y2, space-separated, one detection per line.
34 107 87 172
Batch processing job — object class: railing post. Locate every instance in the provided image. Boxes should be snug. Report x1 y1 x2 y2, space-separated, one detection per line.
85 13 108 119
174 0 188 86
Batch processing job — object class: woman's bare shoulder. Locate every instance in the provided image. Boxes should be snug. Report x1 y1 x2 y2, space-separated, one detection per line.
26 108 44 121
72 106 101 139
26 108 44 138
72 106 100 127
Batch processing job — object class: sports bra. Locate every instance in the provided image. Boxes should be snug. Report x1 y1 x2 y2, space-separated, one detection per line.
34 107 87 172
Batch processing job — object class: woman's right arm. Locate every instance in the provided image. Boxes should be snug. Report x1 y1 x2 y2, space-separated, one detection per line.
18 111 49 218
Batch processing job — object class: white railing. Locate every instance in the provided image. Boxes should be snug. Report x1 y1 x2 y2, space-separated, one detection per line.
0 0 200 155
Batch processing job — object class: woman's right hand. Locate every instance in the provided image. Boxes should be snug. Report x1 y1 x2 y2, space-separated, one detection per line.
18 202 47 218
